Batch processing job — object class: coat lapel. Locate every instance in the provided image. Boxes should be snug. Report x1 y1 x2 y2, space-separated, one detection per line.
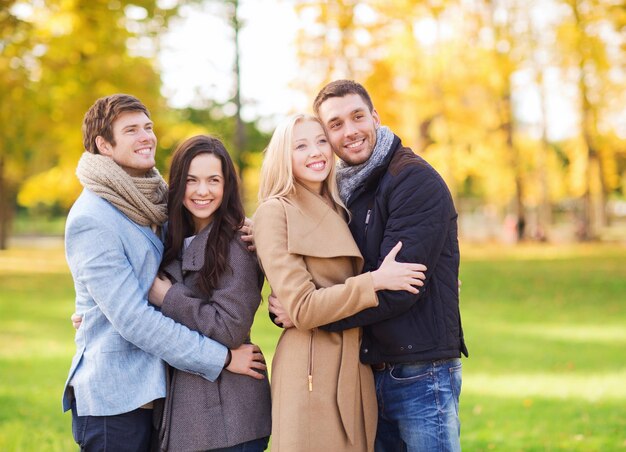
284 184 362 263
160 225 211 282
181 224 211 272
134 223 164 254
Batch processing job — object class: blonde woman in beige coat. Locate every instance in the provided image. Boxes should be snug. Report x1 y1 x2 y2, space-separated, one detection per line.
254 115 426 452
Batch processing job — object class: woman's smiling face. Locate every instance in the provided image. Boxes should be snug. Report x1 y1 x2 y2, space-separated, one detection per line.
183 153 224 233
291 119 333 193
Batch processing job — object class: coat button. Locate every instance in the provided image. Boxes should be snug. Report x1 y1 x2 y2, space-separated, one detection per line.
400 346 404 351
408 345 413 350
362 348 369 354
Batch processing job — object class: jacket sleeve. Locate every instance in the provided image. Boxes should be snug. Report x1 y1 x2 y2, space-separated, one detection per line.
66 214 227 381
160 241 263 350
321 164 454 332
253 199 378 331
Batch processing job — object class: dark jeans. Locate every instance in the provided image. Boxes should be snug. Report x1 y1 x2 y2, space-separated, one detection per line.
71 400 153 452
210 436 269 451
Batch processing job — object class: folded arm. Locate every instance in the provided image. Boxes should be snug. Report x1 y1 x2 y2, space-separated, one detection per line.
67 214 227 381
322 167 453 332
159 241 263 350
254 200 379 331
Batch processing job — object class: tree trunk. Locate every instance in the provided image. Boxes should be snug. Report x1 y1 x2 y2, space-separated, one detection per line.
502 91 526 242
230 0 246 180
537 71 551 241
0 154 10 250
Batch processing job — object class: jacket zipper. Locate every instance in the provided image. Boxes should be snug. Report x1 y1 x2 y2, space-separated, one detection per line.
364 209 371 237
307 329 315 392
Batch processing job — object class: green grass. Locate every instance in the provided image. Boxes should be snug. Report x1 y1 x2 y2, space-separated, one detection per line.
11 213 66 236
1 243 625 451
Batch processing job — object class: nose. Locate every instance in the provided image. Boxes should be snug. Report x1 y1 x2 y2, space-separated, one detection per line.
196 181 210 195
309 145 322 157
138 128 152 142
344 120 358 138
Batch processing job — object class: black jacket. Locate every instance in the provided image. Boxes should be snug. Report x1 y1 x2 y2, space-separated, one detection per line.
322 136 468 363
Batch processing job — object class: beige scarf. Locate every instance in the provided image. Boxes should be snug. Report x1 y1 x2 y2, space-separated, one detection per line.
76 152 168 227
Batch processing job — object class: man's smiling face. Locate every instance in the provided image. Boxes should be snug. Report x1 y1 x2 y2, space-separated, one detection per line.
317 93 380 166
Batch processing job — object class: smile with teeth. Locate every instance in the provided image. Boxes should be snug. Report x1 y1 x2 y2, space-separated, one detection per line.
306 161 326 170
135 147 152 155
346 138 365 149
192 199 212 206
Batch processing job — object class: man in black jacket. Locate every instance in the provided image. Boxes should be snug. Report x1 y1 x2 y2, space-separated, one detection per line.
316 80 467 452
268 80 467 451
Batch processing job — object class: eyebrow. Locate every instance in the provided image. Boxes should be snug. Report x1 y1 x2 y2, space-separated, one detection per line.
326 108 364 124
187 173 223 178
121 121 153 131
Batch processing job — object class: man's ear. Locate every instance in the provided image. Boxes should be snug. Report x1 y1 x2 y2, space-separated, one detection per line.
372 109 381 128
95 136 112 155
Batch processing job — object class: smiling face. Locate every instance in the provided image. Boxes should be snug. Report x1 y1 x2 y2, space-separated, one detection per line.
291 119 333 194
183 153 224 234
96 110 156 177
317 93 380 166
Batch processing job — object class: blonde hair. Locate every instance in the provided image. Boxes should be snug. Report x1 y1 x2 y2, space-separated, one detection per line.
258 114 347 215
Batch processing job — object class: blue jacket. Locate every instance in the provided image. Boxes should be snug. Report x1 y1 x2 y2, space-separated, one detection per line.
322 136 468 363
62 189 228 416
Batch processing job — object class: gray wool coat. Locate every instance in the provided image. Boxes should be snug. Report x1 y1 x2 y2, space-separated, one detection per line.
155 226 271 451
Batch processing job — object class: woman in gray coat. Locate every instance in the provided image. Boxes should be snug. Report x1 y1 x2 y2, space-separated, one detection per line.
149 135 271 451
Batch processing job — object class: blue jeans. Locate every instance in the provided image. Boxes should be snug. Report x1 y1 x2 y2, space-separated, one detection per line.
210 436 269 451
71 400 153 451
374 358 462 452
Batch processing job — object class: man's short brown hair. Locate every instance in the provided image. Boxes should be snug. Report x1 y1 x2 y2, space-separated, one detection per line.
82 94 150 154
313 80 374 116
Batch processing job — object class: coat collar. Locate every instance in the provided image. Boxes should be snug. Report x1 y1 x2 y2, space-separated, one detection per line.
181 224 212 272
283 183 362 262
160 224 211 282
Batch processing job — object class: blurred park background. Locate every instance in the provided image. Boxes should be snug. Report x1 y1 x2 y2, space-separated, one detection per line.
1 0 625 450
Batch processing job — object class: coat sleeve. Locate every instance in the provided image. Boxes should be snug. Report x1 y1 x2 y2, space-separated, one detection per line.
253 199 378 331
65 214 228 381
160 241 263 350
321 164 454 332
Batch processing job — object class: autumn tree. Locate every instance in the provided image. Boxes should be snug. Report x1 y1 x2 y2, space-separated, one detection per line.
3 0 178 249
0 1 45 249
556 0 625 239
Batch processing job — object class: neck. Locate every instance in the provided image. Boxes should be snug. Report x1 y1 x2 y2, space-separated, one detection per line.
297 179 323 195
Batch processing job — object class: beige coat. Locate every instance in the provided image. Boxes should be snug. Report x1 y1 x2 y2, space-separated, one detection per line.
254 184 379 452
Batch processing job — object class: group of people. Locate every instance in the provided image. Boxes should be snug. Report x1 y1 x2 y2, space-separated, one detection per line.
62 80 468 452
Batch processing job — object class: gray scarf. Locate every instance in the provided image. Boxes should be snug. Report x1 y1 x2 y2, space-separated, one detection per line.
76 151 168 227
336 126 395 204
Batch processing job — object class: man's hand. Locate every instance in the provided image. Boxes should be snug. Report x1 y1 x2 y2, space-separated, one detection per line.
239 217 255 252
148 274 172 307
226 343 266 379
268 293 295 329
71 313 82 330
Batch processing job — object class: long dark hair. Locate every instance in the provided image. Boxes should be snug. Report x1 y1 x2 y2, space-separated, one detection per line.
162 135 245 295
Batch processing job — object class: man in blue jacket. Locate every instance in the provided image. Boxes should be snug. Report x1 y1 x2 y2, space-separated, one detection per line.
270 80 467 451
63 94 265 451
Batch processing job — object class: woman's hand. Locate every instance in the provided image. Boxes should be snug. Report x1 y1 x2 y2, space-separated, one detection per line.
268 293 295 329
226 343 267 380
239 217 255 252
71 313 82 330
148 274 172 307
371 241 427 294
